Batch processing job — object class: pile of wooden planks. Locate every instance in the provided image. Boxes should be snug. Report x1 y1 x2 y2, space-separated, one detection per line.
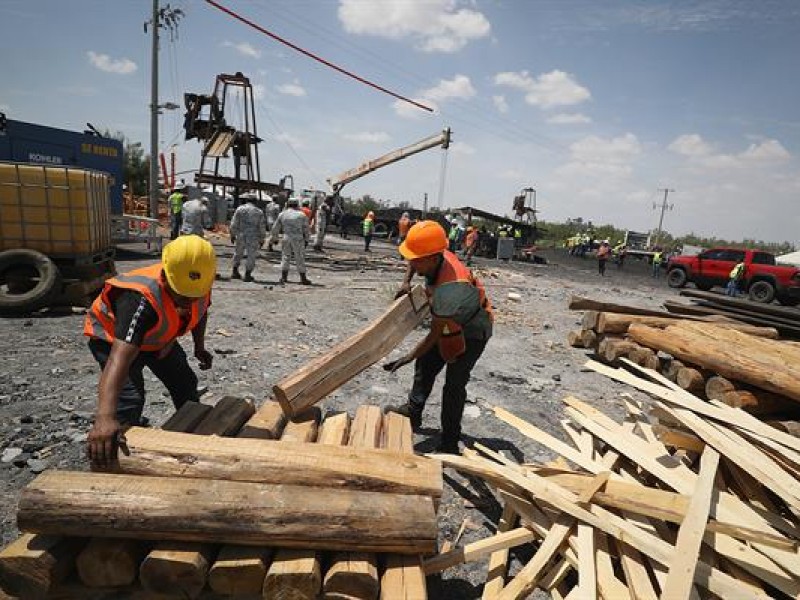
0 401 440 599
566 295 800 420
426 367 800 599
668 289 800 339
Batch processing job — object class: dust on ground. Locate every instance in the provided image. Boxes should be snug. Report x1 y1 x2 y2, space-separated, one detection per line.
0 235 679 597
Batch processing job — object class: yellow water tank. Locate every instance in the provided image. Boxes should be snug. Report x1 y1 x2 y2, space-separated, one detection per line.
0 162 111 257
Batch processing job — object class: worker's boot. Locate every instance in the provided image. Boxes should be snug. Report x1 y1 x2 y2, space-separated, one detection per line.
300 274 312 286
280 270 289 284
435 438 460 455
384 403 422 429
231 267 242 280
244 271 254 282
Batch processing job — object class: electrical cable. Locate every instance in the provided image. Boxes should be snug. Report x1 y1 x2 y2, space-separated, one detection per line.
203 0 433 113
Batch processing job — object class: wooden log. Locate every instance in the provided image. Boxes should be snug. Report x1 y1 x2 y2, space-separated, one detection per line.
237 399 287 439
596 312 778 338
280 406 322 442
262 412 348 600
567 330 583 348
115 427 442 498
598 338 639 362
676 367 706 395
192 396 255 436
274 285 429 417
662 358 685 382
569 295 685 317
75 539 145 588
705 376 736 401
139 542 216 599
17 471 438 554
581 310 599 330
380 412 427 600
0 534 85 599
629 346 659 370
679 289 800 321
323 406 383 600
579 329 598 349
665 299 800 338
161 400 212 432
627 323 800 402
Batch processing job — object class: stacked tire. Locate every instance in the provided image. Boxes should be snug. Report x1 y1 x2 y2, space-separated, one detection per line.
0 249 61 315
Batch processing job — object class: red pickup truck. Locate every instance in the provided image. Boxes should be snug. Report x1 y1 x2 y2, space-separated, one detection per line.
666 248 800 305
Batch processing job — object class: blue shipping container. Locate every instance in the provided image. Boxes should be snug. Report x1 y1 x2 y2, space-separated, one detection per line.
0 118 124 214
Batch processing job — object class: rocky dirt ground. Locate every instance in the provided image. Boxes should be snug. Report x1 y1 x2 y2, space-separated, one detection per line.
0 233 679 598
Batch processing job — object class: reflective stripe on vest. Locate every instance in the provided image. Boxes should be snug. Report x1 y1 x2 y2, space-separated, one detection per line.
83 263 210 351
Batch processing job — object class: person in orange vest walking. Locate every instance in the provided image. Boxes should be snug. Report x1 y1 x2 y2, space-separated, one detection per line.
464 226 479 266
384 221 493 454
83 235 217 468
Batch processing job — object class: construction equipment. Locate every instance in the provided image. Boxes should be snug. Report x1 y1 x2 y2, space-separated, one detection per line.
512 186 537 225
327 128 451 194
185 72 292 211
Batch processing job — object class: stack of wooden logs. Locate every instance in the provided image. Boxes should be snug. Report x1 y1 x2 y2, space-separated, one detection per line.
0 400 440 599
567 295 800 422
429 367 800 599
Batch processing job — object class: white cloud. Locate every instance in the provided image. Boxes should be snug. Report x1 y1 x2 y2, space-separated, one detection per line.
87 51 137 74
392 74 474 118
222 41 261 59
668 133 713 157
451 141 476 155
741 139 790 162
492 95 509 114
494 69 590 108
343 131 391 143
570 133 642 164
338 0 490 53
547 112 591 125
276 81 307 97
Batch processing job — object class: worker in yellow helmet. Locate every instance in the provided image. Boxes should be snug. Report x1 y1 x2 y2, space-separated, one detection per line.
83 235 217 468
385 221 493 454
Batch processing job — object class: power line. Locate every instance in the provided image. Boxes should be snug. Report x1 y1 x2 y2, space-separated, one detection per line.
203 0 433 113
653 187 675 245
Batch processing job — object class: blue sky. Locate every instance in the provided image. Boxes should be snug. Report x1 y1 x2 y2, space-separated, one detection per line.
2 0 799 243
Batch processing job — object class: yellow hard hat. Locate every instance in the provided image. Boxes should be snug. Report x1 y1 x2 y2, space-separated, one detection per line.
399 220 448 260
162 235 216 298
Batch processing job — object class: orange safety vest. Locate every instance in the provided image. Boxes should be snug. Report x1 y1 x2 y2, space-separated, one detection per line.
84 263 210 352
301 207 312 220
428 251 493 363
465 230 478 249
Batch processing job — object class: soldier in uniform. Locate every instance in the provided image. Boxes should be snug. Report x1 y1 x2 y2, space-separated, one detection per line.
229 192 266 282
271 196 311 285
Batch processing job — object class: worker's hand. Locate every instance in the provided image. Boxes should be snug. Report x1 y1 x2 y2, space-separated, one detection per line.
87 416 123 470
195 348 213 370
383 355 412 374
394 282 411 300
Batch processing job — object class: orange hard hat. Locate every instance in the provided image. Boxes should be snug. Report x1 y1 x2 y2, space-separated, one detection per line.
399 220 448 260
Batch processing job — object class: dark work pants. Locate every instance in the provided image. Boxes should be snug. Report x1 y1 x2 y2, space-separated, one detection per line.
364 233 372 251
88 338 199 426
598 258 607 276
170 212 182 240
408 337 488 444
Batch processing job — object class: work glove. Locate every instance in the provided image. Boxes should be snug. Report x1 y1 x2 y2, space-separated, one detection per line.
383 355 412 374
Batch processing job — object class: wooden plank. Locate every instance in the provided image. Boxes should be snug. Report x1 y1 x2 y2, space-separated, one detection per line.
273 286 429 417
596 311 778 337
423 527 537 575
192 396 255 436
262 412 347 600
594 533 631 600
652 424 706 453
236 399 287 439
381 412 427 600
280 406 322 442
662 446 721 600
679 288 800 320
18 471 438 554
161 400 212 432
0 534 85 599
576 524 596 600
614 538 658 600
569 295 694 318
115 427 442 498
482 503 518 599
324 405 383 600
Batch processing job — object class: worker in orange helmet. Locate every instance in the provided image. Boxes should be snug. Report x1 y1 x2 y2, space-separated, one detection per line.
384 221 493 454
83 235 216 468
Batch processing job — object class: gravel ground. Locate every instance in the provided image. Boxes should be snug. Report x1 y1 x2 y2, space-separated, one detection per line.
0 233 679 597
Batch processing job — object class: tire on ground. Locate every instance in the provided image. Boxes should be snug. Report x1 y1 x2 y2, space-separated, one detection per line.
666 268 687 288
748 279 776 304
0 249 61 315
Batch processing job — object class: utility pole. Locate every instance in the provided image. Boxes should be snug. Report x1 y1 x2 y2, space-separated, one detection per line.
422 192 428 218
653 187 675 247
145 2 183 220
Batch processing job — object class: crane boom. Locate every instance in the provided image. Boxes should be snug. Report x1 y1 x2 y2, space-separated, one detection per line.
327 127 451 193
